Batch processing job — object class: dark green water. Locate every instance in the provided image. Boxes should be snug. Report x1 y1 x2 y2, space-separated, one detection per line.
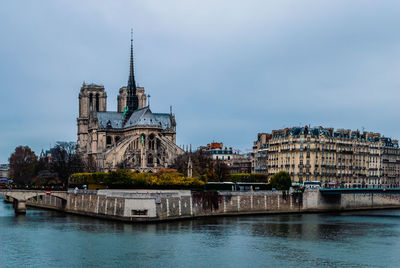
1 197 400 267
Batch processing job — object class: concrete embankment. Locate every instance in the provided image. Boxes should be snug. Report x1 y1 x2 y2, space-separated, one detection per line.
8 189 400 222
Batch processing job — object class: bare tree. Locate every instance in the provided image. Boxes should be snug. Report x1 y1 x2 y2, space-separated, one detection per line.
50 142 84 188
172 151 230 182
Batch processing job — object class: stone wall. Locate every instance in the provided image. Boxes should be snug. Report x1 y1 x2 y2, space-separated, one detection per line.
24 189 400 222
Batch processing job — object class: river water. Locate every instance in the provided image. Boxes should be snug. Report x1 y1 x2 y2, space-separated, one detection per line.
1 197 400 267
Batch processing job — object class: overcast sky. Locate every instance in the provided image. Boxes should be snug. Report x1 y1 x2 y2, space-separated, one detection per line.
1 0 400 162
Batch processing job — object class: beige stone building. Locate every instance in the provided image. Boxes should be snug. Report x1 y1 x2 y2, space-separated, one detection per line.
77 37 183 172
201 142 252 174
0 164 9 178
253 126 400 188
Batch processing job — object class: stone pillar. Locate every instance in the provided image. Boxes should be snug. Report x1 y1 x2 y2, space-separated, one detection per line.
14 200 26 214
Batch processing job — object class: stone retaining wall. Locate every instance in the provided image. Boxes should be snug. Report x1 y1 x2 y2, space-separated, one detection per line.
24 189 400 222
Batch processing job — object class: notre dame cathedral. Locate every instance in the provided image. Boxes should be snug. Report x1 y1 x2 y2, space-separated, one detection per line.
77 35 183 172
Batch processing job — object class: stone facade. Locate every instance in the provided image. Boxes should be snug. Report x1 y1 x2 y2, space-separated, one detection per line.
77 38 183 172
253 126 400 188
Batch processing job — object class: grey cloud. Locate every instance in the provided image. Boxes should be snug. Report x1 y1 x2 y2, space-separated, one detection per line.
1 0 400 161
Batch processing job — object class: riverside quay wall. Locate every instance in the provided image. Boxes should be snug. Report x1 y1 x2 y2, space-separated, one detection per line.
14 189 400 222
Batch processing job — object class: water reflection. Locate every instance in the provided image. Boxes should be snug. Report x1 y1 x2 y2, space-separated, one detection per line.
1 196 400 267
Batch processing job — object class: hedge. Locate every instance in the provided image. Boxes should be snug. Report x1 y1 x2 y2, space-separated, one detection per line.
230 173 269 183
70 170 205 189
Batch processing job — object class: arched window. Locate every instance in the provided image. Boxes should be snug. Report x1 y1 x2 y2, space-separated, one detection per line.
149 133 155 150
89 93 93 111
148 154 153 165
115 136 120 143
106 136 112 146
96 93 100 111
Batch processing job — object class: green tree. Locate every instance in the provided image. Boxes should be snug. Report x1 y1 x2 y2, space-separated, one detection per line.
269 171 292 190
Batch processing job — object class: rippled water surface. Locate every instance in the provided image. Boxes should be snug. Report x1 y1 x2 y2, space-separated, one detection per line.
1 196 400 267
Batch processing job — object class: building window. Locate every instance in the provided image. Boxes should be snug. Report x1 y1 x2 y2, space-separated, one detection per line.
131 209 148 216
96 94 99 111
89 93 93 111
106 136 112 146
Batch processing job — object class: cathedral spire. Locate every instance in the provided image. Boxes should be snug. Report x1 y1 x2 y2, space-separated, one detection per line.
126 29 139 113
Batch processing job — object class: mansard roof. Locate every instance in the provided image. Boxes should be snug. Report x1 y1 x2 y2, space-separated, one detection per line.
270 126 398 147
96 107 172 130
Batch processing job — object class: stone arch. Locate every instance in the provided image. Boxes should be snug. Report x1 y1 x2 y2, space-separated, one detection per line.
3 191 68 214
29 194 68 210
103 134 140 170
101 133 184 172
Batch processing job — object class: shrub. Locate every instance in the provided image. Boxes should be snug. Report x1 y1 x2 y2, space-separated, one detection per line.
269 171 292 190
230 173 269 183
69 169 205 189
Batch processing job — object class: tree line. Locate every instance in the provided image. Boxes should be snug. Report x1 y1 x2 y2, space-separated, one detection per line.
8 142 84 188
8 145 292 190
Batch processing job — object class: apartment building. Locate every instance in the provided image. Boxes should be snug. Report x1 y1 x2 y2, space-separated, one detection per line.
253 126 400 188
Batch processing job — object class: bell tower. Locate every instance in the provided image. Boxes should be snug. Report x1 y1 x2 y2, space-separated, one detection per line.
77 83 107 154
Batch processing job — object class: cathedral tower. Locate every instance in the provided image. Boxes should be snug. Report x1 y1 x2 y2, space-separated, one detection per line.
77 83 107 154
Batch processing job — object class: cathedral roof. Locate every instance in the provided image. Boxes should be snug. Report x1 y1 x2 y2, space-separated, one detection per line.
125 107 160 127
153 113 173 129
97 112 124 128
96 107 172 130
